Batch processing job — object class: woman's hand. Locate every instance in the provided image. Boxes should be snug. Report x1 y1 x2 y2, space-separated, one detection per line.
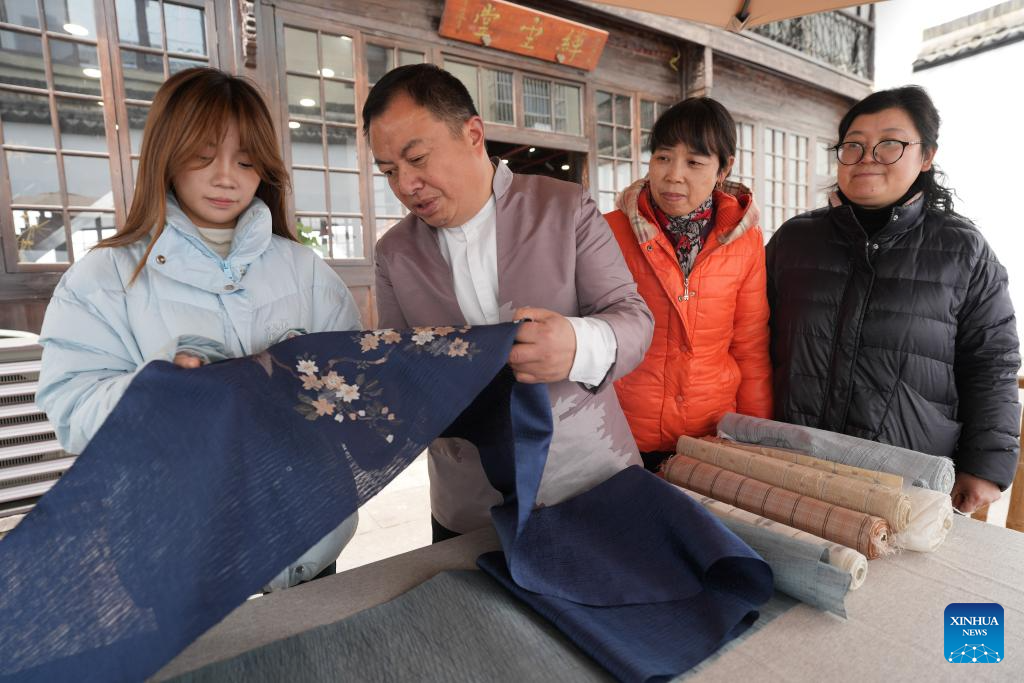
950 471 1001 514
173 353 203 369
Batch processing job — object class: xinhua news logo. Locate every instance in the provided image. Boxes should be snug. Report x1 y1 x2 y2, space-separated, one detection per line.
945 603 1004 663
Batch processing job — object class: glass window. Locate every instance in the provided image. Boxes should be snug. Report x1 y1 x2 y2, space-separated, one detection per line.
729 121 756 190
1 0 42 29
283 25 365 260
762 126 809 236
595 90 634 213
445 59 513 126
0 0 128 267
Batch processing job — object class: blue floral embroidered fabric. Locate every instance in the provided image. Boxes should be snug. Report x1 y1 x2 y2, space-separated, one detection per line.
0 323 772 683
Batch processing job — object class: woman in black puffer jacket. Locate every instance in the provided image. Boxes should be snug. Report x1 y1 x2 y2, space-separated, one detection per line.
767 86 1020 514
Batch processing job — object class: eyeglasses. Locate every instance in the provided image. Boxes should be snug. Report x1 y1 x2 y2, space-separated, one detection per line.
834 140 924 165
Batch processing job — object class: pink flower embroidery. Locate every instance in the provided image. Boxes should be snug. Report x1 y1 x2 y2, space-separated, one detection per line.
336 383 360 403
311 398 335 416
360 334 380 352
297 359 318 375
321 371 344 390
447 338 469 357
301 374 324 390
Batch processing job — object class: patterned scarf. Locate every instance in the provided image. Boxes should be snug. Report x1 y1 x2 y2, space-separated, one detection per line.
647 187 715 275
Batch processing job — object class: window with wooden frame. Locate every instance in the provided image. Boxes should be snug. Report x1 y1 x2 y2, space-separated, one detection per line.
762 126 808 236
1 0 116 268
595 89 632 213
0 0 217 272
112 0 215 189
730 120 756 191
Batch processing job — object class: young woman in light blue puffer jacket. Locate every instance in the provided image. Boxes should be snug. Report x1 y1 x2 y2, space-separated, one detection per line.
36 67 361 590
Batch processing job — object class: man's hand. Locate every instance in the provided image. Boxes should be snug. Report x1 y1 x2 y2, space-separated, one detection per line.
951 470 1001 514
509 307 576 384
173 353 203 369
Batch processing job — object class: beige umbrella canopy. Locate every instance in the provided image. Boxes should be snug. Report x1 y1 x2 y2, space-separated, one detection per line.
594 0 882 31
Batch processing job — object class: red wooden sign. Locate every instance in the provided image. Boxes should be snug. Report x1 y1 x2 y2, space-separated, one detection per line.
439 0 609 71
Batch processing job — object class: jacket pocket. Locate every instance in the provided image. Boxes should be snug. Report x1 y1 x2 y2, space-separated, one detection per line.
882 380 962 458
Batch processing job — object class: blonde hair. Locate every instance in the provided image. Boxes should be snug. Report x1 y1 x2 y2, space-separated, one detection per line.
98 67 294 283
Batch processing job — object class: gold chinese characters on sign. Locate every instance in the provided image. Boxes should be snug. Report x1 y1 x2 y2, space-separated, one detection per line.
439 0 608 71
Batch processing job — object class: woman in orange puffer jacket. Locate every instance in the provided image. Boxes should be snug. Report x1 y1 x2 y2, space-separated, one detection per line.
605 97 773 472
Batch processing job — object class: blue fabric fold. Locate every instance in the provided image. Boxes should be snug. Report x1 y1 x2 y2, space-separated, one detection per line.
0 324 772 683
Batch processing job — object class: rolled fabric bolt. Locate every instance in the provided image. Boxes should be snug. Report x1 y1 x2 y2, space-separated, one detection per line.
716 412 955 493
892 485 954 553
701 436 904 489
676 486 868 590
663 453 893 559
677 436 912 533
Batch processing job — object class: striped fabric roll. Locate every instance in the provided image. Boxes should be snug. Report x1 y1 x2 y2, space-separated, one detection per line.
662 453 892 559
701 437 904 489
677 436 912 533
676 487 868 590
716 413 956 493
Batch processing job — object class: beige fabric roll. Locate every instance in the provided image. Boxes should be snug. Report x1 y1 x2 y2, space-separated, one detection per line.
892 485 954 553
676 486 868 590
677 435 912 533
701 436 904 489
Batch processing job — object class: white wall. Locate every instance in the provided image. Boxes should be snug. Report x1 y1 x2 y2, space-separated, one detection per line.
875 0 1024 343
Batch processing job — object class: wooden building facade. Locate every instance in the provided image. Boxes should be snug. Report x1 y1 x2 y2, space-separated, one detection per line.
0 0 874 331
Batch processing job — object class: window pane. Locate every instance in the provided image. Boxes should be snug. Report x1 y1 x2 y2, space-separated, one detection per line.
0 91 54 148
615 126 631 159
552 83 580 135
168 56 205 75
326 125 357 168
640 100 655 130
44 0 97 38
597 125 613 156
329 171 359 214
6 150 59 203
50 39 102 95
446 61 478 109
164 3 205 55
321 35 354 79
295 215 327 257
596 90 612 124
323 80 355 124
366 44 393 84
330 216 361 259
127 103 147 153
1 0 40 29
13 208 67 263
64 155 112 208
398 50 423 66
57 97 107 152
616 161 631 189
599 192 615 213
523 77 550 131
289 122 323 166
292 169 325 212
0 30 47 89
286 75 320 118
614 94 630 126
597 159 612 189
284 27 318 74
480 68 513 125
116 0 162 48
373 174 402 216
121 48 164 100
69 209 115 254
